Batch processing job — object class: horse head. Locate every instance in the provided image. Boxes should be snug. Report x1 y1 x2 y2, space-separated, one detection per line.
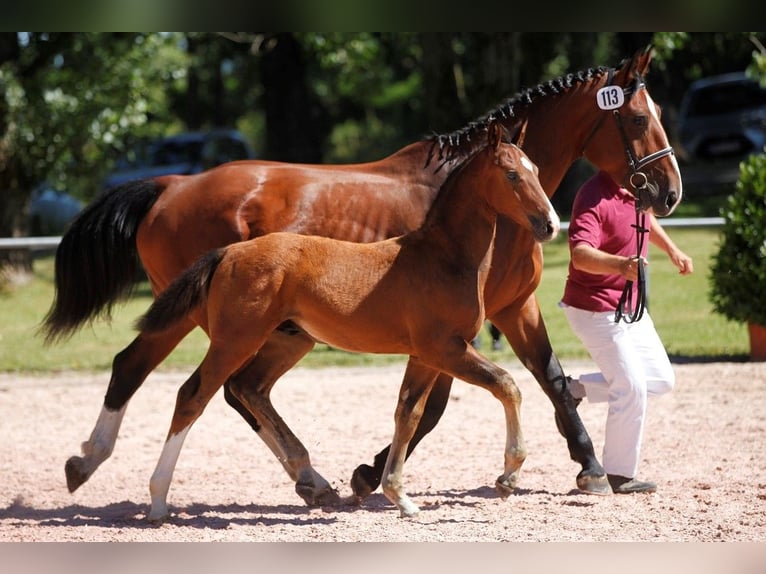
582 45 683 216
487 120 560 242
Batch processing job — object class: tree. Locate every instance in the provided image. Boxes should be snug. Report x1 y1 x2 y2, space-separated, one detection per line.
0 33 187 236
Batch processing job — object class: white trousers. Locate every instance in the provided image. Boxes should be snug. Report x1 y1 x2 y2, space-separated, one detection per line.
561 304 675 478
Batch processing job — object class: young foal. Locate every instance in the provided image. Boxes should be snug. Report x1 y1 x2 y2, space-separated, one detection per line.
137 121 559 520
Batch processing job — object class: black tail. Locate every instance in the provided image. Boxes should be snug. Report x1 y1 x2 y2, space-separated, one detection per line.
41 179 163 344
136 248 224 334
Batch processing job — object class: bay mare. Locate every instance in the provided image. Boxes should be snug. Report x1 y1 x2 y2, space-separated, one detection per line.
45 46 681 504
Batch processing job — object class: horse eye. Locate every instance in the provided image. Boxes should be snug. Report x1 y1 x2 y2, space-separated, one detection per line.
632 115 649 128
506 171 519 182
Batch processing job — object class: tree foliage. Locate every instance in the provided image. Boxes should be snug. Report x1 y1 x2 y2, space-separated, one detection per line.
0 32 763 237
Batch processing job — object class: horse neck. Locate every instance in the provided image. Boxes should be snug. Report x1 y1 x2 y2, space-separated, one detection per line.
414 152 498 268
518 79 608 195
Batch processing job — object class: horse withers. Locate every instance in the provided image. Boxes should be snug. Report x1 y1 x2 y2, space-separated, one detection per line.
135 120 559 521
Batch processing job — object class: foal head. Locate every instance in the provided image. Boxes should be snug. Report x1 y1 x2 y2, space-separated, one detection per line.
485 121 560 242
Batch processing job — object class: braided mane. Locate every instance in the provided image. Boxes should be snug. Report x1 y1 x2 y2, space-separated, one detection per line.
425 63 617 169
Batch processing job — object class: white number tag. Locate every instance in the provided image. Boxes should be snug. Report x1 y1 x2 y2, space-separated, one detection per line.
596 86 625 110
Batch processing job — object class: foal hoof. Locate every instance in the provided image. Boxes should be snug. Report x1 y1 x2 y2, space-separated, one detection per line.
495 475 519 499
65 456 88 493
295 483 342 507
350 464 380 500
576 472 612 496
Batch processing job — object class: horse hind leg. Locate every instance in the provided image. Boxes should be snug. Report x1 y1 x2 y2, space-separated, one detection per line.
148 339 252 523
227 345 342 508
65 322 194 492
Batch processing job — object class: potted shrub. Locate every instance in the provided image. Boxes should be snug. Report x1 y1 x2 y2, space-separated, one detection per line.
710 150 766 360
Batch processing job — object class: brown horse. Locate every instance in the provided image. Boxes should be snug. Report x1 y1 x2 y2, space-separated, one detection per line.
136 121 557 521
45 46 681 502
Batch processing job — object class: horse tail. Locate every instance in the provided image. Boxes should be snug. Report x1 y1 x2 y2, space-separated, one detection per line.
136 248 224 334
41 179 164 344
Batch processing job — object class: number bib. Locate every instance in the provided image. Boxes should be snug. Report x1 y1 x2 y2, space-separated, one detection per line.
596 86 625 110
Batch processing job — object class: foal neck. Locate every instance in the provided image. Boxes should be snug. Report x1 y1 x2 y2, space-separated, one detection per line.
413 151 499 265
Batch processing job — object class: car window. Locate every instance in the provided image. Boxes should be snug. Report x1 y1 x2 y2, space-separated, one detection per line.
687 81 766 117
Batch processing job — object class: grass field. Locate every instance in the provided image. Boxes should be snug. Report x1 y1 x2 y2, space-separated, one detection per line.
0 226 750 373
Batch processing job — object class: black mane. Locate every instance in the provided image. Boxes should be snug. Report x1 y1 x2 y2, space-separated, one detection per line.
425 64 615 169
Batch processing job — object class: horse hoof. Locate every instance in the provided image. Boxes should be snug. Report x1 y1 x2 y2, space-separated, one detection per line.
295 483 342 507
65 456 88 493
576 472 612 496
495 476 518 499
350 464 379 500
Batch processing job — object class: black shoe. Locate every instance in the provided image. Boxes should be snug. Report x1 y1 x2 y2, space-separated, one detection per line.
607 474 657 494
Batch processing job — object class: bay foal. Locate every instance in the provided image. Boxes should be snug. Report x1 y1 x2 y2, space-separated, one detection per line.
136 121 559 520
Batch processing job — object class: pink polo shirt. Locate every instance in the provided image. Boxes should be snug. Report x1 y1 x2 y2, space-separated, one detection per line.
561 171 648 312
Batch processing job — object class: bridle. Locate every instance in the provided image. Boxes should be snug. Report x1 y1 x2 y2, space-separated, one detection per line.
581 67 675 324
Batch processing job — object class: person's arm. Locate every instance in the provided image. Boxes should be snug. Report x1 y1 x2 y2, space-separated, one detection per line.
648 214 694 275
571 243 643 282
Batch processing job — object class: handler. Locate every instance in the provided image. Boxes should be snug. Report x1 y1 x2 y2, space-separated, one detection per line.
559 170 693 494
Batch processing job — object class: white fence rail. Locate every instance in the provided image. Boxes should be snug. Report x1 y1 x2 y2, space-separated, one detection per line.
0 217 725 253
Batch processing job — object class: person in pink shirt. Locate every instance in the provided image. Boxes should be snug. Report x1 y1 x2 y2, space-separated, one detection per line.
560 170 693 494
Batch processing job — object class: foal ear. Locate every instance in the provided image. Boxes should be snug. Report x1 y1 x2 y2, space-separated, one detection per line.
488 121 507 149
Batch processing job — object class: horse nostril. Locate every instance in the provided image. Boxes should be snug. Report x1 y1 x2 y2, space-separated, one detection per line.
666 190 678 209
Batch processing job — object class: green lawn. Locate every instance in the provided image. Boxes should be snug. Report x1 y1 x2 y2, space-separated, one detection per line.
0 226 749 373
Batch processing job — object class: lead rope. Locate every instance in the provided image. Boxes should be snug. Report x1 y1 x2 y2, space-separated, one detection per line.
614 203 648 324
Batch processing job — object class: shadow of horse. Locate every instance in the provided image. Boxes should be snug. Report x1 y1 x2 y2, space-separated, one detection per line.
0 485 598 528
0 499 338 529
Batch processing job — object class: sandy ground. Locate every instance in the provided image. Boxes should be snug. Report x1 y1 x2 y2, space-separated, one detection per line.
1 359 765 546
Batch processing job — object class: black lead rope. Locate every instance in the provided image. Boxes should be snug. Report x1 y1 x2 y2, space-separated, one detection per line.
614 204 648 324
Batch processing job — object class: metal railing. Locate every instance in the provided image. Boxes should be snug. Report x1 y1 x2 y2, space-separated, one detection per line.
0 217 725 253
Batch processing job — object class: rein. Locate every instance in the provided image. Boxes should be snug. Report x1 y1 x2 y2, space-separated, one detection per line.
614 203 648 324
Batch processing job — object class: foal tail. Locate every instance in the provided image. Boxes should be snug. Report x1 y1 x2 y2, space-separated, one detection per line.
41 179 164 344
136 248 225 334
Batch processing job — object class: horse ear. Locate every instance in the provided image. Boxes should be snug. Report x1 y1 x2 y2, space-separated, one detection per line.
513 119 528 148
631 44 654 76
488 121 508 149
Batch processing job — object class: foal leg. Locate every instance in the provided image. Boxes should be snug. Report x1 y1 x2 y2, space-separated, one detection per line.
380 360 440 517
350 372 454 499
428 339 527 497
65 319 195 493
224 332 341 507
491 298 610 495
148 342 252 523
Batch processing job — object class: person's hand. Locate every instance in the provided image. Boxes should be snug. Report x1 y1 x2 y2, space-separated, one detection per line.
669 249 694 275
620 256 646 282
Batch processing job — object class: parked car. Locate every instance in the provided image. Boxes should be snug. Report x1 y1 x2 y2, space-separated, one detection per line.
27 183 83 236
102 129 256 190
679 71 766 161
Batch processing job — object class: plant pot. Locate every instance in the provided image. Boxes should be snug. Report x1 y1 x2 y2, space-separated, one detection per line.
748 322 766 361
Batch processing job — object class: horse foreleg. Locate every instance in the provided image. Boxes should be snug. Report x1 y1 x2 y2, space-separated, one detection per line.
66 322 194 493
428 339 527 497
380 360 440 517
351 371 453 499
490 298 610 495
